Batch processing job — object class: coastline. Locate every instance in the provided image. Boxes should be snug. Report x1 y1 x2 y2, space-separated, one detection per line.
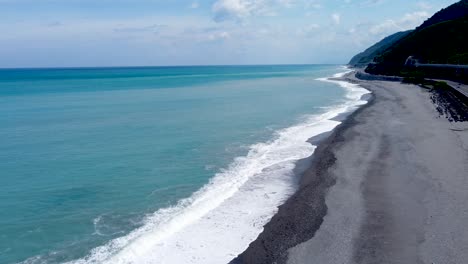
230 71 374 264
50 66 359 264
231 71 468 263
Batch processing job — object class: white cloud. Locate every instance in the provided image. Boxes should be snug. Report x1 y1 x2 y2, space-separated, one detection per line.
212 0 265 22
296 23 320 37
400 11 430 27
369 11 429 35
190 1 199 9
369 20 399 35
207 31 231 41
305 1 321 9
416 1 432 10
277 0 295 8
212 0 291 22
331 13 340 25
362 0 385 5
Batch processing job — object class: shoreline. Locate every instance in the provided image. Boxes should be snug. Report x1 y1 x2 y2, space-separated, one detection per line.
231 71 468 263
53 67 358 264
230 71 375 263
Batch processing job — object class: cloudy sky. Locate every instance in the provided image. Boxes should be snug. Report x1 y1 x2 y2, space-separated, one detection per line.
0 0 459 68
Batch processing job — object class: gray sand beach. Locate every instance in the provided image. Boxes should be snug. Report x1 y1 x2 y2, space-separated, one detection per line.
232 72 468 264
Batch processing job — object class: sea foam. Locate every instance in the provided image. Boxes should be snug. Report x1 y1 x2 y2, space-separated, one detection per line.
66 70 369 264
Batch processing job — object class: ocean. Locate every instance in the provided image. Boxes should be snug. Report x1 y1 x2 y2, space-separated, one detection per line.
0 65 368 264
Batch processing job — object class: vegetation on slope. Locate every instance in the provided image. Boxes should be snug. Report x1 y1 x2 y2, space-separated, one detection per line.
348 30 412 67
360 0 468 83
416 0 468 30
347 0 468 83
365 16 468 82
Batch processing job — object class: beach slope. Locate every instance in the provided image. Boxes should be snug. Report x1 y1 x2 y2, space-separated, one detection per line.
232 73 468 264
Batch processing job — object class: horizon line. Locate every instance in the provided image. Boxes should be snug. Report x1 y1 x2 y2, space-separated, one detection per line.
0 63 345 71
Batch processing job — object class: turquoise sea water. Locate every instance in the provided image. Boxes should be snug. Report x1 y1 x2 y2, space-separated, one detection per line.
0 65 363 264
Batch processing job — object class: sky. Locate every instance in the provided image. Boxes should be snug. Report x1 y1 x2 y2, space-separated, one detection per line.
0 0 460 68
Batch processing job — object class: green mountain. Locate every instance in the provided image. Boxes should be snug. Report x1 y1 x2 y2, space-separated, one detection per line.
363 0 468 82
349 0 468 76
366 16 468 73
349 30 412 67
416 0 468 30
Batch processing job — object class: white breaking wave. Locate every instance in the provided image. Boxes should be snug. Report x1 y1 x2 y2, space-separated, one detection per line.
66 69 370 264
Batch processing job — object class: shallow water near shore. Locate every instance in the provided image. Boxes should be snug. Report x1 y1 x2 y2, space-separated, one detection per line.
0 65 368 263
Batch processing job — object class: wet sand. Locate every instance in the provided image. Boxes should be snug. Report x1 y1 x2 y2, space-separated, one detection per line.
231 72 468 264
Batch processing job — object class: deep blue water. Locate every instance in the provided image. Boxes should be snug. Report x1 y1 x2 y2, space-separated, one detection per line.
0 65 349 263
